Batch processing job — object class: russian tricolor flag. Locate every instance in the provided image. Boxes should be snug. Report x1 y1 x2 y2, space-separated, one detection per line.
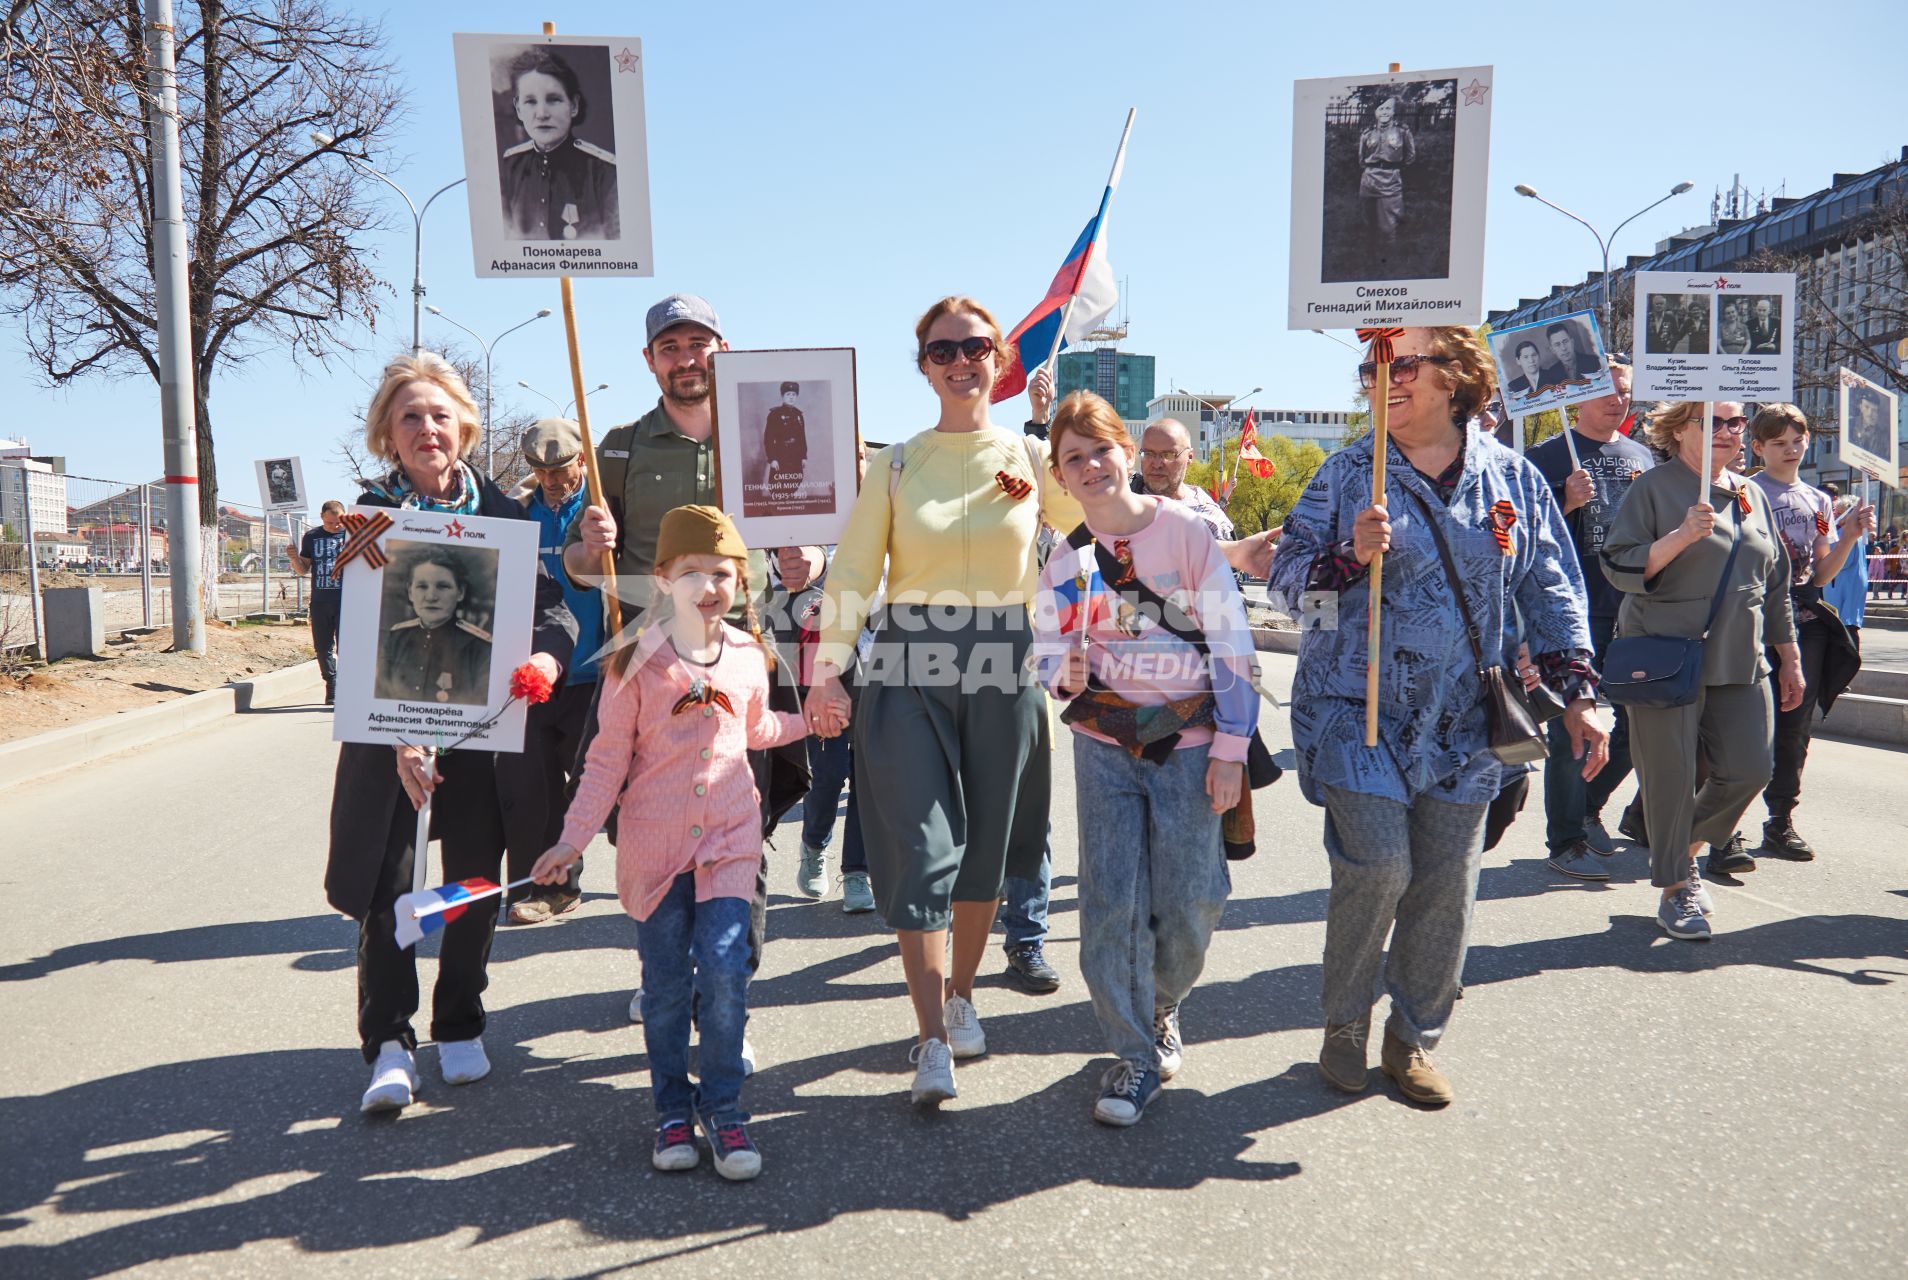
1051 559 1111 636
394 877 504 950
991 113 1131 405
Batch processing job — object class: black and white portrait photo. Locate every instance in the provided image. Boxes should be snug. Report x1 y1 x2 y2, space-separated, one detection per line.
373 542 497 708
1322 79 1455 284
1644 293 1710 356
1486 309 1613 417
1840 371 1900 481
1743 294 1783 355
714 348 861 549
492 44 618 242
254 455 306 512
1287 65 1492 330
452 32 654 278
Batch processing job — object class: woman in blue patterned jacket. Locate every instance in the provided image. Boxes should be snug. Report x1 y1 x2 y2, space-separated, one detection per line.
1268 326 1607 1107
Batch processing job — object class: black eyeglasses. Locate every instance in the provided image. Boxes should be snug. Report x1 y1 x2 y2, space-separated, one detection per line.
924 337 997 366
1357 354 1452 389
1712 415 1748 434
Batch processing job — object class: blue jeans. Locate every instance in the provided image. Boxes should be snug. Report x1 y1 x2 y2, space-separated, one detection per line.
1543 614 1632 853
802 731 864 873
633 872 752 1122
1073 737 1228 1066
999 830 1052 948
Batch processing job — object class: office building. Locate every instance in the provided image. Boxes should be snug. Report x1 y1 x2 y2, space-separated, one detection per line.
1056 345 1156 423
0 449 67 539
1144 394 1354 458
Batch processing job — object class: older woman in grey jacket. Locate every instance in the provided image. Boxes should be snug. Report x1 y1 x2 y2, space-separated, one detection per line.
1600 401 1802 942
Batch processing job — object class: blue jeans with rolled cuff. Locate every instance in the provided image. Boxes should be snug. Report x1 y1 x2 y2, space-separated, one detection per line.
633 871 753 1122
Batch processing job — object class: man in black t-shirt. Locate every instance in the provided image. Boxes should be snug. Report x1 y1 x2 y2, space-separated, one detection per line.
1524 361 1654 878
287 499 348 706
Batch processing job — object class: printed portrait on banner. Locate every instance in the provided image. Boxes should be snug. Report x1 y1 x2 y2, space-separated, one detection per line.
1839 368 1900 486
255 456 307 513
333 509 538 751
1486 310 1614 417
1633 271 1795 403
452 32 654 278
1288 65 1493 330
713 348 860 550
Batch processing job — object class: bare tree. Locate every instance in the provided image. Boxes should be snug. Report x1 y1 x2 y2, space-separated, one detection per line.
0 0 406 539
1750 197 1908 406
332 345 540 499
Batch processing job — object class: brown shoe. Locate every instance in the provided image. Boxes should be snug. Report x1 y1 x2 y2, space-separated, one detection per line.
1317 1017 1370 1093
1381 1031 1454 1107
507 897 555 926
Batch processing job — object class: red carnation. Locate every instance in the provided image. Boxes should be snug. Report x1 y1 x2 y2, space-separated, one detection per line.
509 663 555 705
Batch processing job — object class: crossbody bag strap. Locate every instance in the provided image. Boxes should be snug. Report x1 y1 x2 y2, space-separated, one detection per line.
1399 485 1490 672
1698 497 1746 639
1088 539 1213 656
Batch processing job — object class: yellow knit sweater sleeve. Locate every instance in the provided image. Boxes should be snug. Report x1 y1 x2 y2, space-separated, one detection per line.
815 441 898 671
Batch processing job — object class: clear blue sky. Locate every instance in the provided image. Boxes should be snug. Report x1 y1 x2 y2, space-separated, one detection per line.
10 0 1908 511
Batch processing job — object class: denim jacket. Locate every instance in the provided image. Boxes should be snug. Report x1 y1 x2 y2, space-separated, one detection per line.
1269 427 1591 807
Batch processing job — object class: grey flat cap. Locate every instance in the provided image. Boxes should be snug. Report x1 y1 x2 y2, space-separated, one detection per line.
521 417 582 468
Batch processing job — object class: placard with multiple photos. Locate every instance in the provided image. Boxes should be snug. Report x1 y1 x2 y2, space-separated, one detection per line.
712 348 860 550
333 509 539 752
1633 270 1795 402
1288 65 1494 330
255 456 307 513
451 32 654 278
1838 367 1901 487
1486 309 1615 418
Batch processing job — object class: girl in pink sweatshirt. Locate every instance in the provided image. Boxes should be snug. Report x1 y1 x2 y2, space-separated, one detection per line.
533 505 804 1181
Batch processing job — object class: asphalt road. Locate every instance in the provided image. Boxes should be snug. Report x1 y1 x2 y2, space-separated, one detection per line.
3 654 1904 1278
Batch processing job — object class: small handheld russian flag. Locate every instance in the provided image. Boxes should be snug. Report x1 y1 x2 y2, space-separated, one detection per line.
393 877 531 949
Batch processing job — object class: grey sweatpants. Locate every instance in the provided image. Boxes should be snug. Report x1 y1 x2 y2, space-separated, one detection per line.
1626 681 1774 887
1318 784 1489 1051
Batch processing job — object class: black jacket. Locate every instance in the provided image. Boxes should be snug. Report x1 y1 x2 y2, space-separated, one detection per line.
324 476 578 918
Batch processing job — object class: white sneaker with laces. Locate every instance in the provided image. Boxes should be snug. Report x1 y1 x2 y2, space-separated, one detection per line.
908 1037 956 1107
627 988 644 1024
943 994 986 1059
360 1041 418 1113
438 1037 490 1085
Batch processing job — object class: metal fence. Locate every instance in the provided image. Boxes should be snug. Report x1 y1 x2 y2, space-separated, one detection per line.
0 470 316 656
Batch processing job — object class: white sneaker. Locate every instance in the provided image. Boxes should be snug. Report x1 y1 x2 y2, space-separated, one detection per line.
943 994 986 1059
627 988 644 1024
438 1037 490 1085
908 1038 956 1107
741 1035 758 1077
360 1041 417 1113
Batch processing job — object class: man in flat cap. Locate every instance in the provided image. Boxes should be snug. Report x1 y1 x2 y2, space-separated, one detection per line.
499 417 605 924
761 380 809 501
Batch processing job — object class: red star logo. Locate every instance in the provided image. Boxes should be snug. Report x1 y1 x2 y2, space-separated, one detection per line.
1714 276 1729 291
614 46 640 73
444 519 466 539
1460 78 1490 106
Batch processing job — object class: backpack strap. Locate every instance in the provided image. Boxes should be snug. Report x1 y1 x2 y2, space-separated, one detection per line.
593 422 635 559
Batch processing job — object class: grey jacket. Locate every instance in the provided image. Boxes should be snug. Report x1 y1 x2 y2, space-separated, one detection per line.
1600 461 1796 686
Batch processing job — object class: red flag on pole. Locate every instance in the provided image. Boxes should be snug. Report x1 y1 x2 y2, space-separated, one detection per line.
1238 410 1276 479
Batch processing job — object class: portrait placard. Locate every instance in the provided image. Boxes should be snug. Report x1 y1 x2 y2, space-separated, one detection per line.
712 348 860 549
452 32 654 278
1633 270 1794 402
1487 310 1614 417
255 456 307 513
1288 65 1493 330
1838 368 1900 486
333 509 538 752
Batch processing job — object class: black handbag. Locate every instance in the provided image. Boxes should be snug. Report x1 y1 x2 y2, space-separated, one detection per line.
1399 488 1550 766
1601 503 1744 709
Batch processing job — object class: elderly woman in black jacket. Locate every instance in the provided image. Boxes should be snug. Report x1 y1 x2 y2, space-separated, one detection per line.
326 352 576 1113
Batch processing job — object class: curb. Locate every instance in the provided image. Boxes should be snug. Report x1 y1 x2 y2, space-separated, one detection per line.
0 660 324 793
1252 627 1299 655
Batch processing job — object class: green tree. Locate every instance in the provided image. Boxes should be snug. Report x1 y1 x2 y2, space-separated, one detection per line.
1188 435 1328 537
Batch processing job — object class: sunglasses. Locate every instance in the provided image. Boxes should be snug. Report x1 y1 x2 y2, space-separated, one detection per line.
924 336 997 366
1712 415 1748 434
1357 353 1452 389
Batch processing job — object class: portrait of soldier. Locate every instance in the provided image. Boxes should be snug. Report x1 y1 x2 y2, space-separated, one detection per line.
761 380 809 492
497 47 619 242
375 548 493 706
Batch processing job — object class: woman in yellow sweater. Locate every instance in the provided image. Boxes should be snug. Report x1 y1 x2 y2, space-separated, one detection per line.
805 296 1081 1108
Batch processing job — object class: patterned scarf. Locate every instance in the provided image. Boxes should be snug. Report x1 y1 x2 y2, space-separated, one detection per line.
370 461 482 514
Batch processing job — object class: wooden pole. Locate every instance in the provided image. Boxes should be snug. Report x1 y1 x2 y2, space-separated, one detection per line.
545 19 624 644
1365 361 1390 747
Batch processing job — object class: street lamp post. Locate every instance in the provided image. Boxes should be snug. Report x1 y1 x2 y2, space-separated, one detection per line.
1512 180 1696 343
426 305 553 475
1211 386 1263 467
311 131 466 355
519 380 607 418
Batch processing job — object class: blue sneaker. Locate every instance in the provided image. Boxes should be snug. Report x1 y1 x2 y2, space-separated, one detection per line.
651 1115 698 1172
1092 1060 1162 1127
698 1110 762 1181
1658 884 1711 941
796 843 826 899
